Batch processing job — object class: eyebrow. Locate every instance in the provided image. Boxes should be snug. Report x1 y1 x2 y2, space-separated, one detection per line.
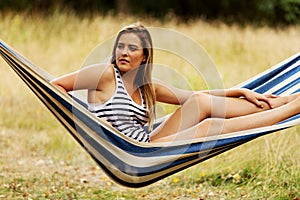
117 42 140 50
129 44 139 48
118 42 139 47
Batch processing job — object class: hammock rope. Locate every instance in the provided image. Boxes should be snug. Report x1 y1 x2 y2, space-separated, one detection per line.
1 40 299 188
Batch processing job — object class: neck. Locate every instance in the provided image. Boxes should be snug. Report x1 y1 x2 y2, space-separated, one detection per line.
120 68 139 89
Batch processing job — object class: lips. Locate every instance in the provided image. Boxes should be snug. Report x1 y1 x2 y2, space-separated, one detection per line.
119 58 129 63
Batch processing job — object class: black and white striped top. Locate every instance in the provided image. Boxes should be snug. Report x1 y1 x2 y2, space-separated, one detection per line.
88 65 150 143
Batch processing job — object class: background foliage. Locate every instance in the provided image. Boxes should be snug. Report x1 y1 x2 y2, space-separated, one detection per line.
0 0 300 25
0 11 299 199
0 1 299 199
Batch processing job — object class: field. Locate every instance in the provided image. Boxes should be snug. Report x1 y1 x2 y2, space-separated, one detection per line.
0 11 300 199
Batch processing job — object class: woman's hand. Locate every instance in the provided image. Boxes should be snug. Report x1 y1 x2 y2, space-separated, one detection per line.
240 88 278 108
199 88 278 108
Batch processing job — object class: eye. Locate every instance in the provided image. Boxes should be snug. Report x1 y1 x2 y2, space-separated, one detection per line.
129 45 138 51
117 43 124 50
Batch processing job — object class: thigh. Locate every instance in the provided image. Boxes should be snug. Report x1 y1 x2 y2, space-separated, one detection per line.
151 93 215 140
150 118 224 142
222 96 270 118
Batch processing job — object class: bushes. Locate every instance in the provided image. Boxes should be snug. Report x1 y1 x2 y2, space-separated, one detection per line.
0 0 300 25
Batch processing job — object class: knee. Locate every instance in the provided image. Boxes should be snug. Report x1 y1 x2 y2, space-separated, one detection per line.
197 118 225 137
189 92 221 108
187 92 212 114
188 92 210 105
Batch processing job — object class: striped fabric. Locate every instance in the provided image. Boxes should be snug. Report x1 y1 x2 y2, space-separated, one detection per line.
88 65 150 143
0 40 299 188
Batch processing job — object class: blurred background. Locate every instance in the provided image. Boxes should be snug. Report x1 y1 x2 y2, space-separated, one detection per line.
0 1 299 199
1 0 300 25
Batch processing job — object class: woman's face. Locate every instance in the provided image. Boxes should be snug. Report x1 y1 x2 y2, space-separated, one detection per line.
115 32 146 73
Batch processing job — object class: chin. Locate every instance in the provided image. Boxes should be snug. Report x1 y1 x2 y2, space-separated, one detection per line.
117 64 129 72
118 64 139 73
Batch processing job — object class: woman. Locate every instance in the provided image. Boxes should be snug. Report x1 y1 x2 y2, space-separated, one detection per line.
51 23 300 143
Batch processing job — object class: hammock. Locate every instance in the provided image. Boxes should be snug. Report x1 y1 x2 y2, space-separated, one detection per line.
1 40 299 188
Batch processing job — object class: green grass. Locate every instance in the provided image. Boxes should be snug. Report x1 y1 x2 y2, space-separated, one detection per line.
0 11 299 199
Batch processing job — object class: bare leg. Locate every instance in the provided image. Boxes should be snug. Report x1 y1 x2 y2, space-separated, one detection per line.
152 97 300 142
150 93 300 142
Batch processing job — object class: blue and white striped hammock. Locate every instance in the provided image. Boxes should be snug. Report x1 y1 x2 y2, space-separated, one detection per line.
1 40 299 188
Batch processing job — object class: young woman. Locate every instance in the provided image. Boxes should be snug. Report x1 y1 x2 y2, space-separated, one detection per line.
51 23 300 143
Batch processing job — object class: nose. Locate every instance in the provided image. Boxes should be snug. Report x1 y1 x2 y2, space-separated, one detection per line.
121 47 129 56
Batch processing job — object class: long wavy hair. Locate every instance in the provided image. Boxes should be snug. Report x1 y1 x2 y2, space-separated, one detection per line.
111 23 156 130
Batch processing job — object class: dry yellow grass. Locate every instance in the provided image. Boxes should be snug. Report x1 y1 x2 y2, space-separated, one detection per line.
0 11 299 199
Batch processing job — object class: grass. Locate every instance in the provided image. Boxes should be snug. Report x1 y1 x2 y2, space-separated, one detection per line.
0 11 299 199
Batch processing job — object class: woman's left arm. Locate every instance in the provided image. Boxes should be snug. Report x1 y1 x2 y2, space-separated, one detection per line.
154 79 276 108
201 88 276 108
154 81 193 105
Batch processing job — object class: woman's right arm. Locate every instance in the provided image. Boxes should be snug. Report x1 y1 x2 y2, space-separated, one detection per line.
51 63 110 94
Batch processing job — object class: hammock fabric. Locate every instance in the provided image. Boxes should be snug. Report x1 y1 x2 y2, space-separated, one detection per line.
1 40 299 188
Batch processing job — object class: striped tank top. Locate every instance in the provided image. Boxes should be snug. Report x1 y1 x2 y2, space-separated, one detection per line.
88 65 150 143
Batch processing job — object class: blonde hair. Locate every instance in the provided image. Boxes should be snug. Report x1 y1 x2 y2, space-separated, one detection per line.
111 23 156 130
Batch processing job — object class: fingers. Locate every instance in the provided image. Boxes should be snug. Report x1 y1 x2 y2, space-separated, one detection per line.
264 94 280 108
254 99 264 108
248 93 273 108
264 94 279 98
258 94 273 108
242 90 278 109
261 97 273 108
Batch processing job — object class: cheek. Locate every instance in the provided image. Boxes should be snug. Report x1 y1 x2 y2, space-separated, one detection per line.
115 49 121 58
133 53 145 63
132 57 143 66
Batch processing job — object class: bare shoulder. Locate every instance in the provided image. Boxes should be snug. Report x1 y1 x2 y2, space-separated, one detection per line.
88 63 115 91
97 63 115 83
51 63 116 92
80 63 114 81
84 64 116 103
82 63 111 74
